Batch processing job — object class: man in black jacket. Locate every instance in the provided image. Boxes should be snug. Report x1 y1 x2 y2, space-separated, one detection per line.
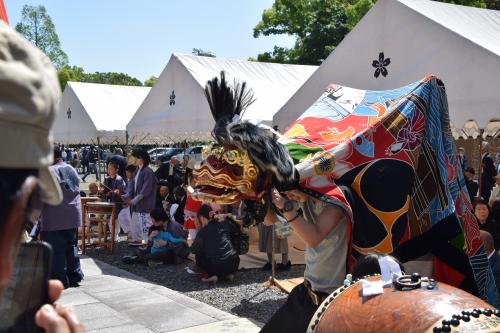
81 146 98 182
481 142 498 201
464 167 479 202
480 230 500 299
190 205 240 283
155 156 182 191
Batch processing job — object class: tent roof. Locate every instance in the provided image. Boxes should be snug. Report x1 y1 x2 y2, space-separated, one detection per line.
177 53 317 93
54 82 150 144
273 0 500 137
400 0 500 57
126 53 317 142
67 82 151 132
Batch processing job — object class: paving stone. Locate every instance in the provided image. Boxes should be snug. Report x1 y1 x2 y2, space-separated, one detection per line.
122 302 217 332
92 288 176 312
72 303 133 331
60 257 239 332
58 289 99 306
167 318 261 333
87 323 155 333
79 274 138 293
151 286 235 321
78 256 104 277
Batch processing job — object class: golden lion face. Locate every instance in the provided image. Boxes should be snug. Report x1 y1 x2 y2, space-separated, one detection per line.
192 146 265 204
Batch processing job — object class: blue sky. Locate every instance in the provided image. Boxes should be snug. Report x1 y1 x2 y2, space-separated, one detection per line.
5 1 296 82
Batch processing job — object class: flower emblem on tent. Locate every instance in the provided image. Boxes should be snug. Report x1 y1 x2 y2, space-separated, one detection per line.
170 90 176 105
67 108 71 119
372 52 391 78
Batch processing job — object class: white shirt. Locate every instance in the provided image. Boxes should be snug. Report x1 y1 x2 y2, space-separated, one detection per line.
488 250 495 260
134 166 142 193
489 186 500 206
301 199 347 294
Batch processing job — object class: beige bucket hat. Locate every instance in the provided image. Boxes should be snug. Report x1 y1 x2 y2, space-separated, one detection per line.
0 23 62 205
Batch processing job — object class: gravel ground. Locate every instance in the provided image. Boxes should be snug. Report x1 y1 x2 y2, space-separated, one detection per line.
85 240 305 324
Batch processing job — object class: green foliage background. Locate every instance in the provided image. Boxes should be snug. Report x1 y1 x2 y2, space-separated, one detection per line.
253 0 499 65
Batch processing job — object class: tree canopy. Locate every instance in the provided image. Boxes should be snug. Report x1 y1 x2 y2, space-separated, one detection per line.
58 66 85 90
192 48 216 57
57 66 144 90
253 0 499 65
15 5 68 69
83 72 143 86
144 76 158 87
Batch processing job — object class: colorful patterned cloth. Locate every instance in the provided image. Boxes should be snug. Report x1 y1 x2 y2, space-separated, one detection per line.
281 76 498 306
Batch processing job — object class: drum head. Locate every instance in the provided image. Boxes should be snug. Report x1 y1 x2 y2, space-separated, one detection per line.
308 275 498 333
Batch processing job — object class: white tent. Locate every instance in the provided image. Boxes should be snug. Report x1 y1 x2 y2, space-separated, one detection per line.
273 0 500 138
126 53 317 143
54 82 151 144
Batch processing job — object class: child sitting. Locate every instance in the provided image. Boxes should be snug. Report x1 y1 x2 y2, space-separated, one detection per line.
122 208 186 265
88 182 99 196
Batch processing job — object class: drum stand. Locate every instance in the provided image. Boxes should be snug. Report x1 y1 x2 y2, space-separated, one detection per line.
268 224 277 286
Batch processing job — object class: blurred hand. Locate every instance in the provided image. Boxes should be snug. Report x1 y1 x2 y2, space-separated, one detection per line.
149 230 159 239
271 188 287 210
194 218 202 230
154 240 167 248
35 280 85 333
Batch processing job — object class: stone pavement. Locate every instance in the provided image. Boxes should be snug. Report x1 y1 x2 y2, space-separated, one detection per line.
59 257 261 333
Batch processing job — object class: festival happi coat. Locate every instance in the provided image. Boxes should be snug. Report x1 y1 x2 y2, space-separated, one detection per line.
192 73 498 306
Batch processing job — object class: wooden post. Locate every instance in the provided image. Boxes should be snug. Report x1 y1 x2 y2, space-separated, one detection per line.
111 204 116 254
81 201 86 254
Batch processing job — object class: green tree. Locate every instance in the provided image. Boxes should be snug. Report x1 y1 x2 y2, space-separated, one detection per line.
144 75 158 87
15 5 68 69
83 72 143 86
345 0 376 30
58 67 143 89
439 0 486 7
254 0 497 65
57 65 85 90
192 48 216 57
484 0 500 9
253 0 348 65
345 0 497 28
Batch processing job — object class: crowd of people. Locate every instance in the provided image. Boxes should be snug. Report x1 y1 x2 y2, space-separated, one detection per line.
459 144 500 251
71 148 249 284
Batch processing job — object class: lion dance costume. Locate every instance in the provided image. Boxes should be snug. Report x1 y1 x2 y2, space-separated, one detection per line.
192 72 498 310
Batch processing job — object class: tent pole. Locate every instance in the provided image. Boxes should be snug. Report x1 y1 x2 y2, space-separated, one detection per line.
269 223 276 287
97 137 101 183
125 131 129 157
477 129 484 200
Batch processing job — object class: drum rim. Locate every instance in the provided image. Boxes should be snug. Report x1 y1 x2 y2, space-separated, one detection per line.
306 274 380 333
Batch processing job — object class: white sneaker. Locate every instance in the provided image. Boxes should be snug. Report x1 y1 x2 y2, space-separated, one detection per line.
201 275 218 284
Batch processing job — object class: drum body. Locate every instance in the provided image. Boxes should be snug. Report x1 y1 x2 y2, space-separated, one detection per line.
309 276 499 333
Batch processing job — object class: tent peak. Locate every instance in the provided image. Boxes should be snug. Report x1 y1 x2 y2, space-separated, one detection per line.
172 52 318 70
397 0 500 57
